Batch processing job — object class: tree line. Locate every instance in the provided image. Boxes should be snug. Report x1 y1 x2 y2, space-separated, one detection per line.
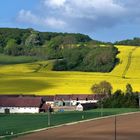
115 37 140 46
92 81 139 108
0 28 92 57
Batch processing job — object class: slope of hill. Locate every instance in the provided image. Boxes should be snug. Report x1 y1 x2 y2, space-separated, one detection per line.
0 45 140 95
126 47 140 78
115 37 140 46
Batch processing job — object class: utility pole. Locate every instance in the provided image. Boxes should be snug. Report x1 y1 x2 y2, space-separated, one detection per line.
139 93 140 108
114 116 117 140
100 96 103 117
101 99 103 117
48 107 51 126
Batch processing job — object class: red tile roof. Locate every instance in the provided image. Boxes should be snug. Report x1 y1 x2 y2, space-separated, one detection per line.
70 94 94 100
0 97 41 107
55 95 71 100
54 94 95 100
0 94 97 107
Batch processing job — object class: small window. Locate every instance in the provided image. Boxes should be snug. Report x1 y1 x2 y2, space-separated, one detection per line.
63 101 65 106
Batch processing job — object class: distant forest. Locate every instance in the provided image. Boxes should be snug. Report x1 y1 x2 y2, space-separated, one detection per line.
0 28 92 56
115 37 140 46
0 28 120 72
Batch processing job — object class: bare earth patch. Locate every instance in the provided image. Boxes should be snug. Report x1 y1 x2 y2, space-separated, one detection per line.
14 113 140 140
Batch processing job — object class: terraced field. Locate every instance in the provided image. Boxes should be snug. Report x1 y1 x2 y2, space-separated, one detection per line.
0 45 140 95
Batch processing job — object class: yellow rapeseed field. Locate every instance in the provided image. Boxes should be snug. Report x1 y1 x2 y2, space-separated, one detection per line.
0 45 140 95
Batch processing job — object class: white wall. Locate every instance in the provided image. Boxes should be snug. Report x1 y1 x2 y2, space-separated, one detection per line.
0 107 39 113
71 100 98 106
76 104 83 111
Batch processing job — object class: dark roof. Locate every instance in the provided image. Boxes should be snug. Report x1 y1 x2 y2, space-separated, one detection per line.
0 94 97 107
71 94 94 100
55 94 94 100
55 95 71 100
41 96 54 101
0 97 41 107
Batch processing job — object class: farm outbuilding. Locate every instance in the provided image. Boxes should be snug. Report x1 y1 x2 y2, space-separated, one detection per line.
0 96 47 113
54 94 98 107
76 103 98 111
0 94 99 113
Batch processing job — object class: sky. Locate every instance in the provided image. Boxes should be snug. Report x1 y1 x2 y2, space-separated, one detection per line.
1 0 140 42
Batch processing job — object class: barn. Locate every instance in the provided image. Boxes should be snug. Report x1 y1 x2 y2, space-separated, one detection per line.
0 96 47 113
0 94 99 113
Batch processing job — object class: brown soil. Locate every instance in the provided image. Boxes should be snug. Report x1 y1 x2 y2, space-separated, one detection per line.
15 113 140 140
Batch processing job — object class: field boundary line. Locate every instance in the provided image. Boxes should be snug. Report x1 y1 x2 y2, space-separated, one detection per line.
0 111 140 139
122 47 137 78
65 111 140 125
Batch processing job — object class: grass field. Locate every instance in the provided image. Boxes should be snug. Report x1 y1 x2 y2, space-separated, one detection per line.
0 45 140 95
0 108 139 137
0 54 38 64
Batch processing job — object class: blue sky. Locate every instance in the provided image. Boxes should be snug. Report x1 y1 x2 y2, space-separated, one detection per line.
1 0 140 42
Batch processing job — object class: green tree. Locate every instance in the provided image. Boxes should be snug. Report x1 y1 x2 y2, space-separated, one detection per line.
4 39 18 55
25 32 41 47
91 81 112 97
62 35 77 48
126 83 133 94
91 83 101 94
45 35 64 59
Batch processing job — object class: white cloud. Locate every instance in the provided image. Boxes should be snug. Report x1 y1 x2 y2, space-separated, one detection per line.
17 10 39 24
17 9 66 29
44 0 66 8
44 17 66 27
16 0 140 33
41 0 126 32
43 0 125 19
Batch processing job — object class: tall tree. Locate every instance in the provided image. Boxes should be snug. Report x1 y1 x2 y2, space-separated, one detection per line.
25 32 41 47
126 83 133 94
91 81 112 97
4 39 18 55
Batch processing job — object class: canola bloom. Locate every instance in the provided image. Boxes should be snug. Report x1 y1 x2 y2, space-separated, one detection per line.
0 45 140 95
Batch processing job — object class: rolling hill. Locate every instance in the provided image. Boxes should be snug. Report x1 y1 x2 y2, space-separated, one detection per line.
0 45 140 95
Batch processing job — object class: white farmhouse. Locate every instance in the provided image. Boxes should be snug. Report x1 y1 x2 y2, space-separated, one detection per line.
0 96 42 113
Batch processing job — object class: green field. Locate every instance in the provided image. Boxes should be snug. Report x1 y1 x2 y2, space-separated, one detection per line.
0 54 38 64
0 45 140 95
0 108 139 137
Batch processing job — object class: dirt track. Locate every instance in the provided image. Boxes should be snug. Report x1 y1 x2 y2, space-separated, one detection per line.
15 113 140 140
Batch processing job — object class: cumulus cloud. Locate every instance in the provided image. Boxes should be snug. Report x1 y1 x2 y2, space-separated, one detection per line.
44 17 66 27
16 0 140 33
17 9 67 29
44 0 66 8
43 0 126 32
18 10 39 24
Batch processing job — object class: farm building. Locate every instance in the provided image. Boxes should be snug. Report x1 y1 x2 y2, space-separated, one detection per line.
0 94 99 113
53 94 98 111
54 94 98 106
76 103 98 111
0 96 48 113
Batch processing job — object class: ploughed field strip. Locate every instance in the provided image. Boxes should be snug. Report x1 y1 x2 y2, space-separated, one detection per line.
15 113 140 140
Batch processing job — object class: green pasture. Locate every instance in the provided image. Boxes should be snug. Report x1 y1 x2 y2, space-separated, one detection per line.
0 54 38 64
0 108 139 138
